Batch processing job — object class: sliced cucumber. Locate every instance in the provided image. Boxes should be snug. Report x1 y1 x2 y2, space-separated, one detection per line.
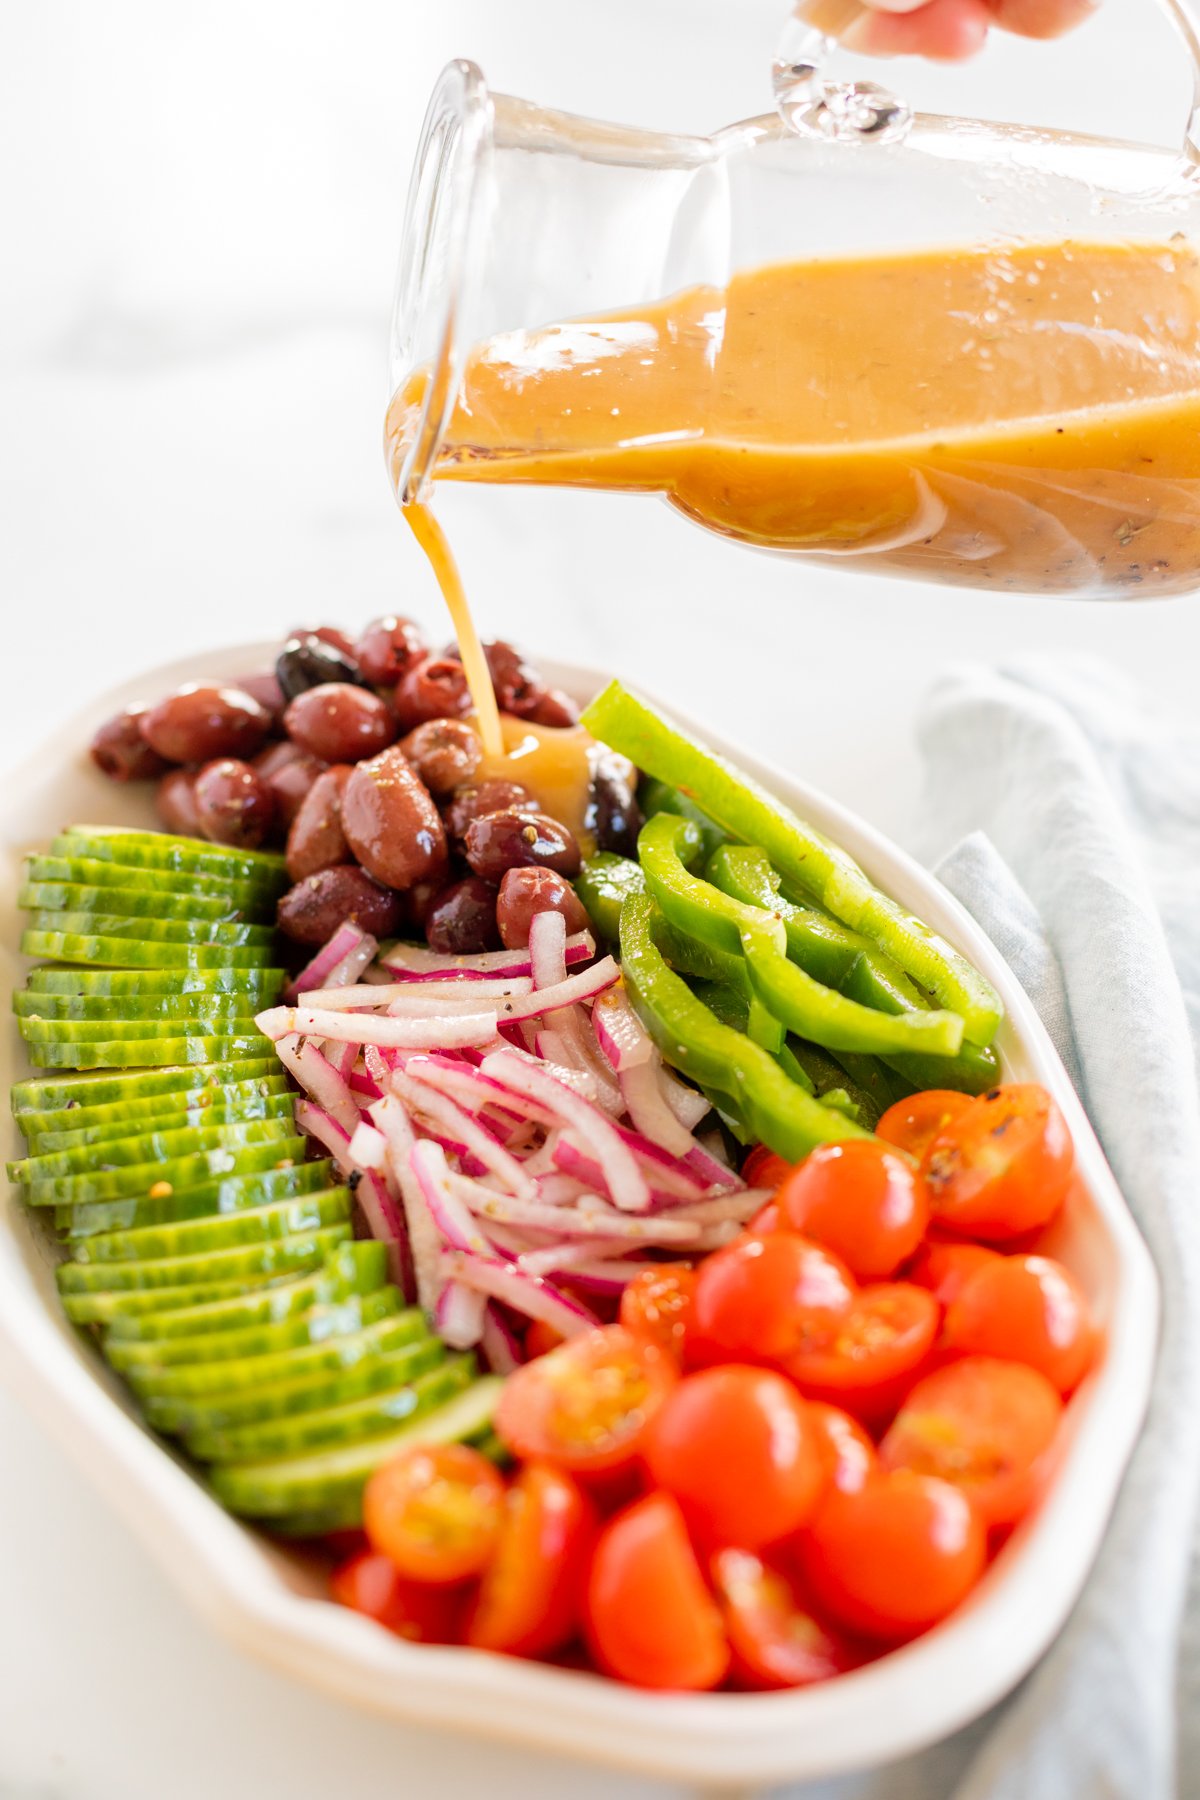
19 1015 260 1045
207 1377 501 1521
149 1336 447 1435
104 1243 387 1341
27 855 269 911
191 1357 475 1464
57 1160 333 1240
19 883 245 923
56 1222 352 1294
28 1088 293 1154
11 1116 293 1182
13 1058 278 1116
25 910 275 949
15 990 272 1024
26 1032 267 1071
76 1187 351 1265
126 1308 427 1399
104 1287 401 1371
26 1134 307 1207
22 931 275 971
61 1271 292 1326
27 968 283 999
52 830 286 885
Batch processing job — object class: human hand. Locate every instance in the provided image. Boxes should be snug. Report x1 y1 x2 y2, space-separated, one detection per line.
806 0 1098 59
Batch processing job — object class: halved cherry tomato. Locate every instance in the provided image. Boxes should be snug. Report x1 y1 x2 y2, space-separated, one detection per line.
524 1319 566 1360
922 1083 1075 1241
362 1444 505 1585
711 1547 858 1689
466 1463 595 1658
907 1240 1003 1309
743 1145 793 1191
777 1141 928 1280
799 1469 985 1641
880 1355 1063 1526
691 1231 855 1363
783 1282 940 1423
749 1200 782 1234
806 1402 878 1498
495 1324 679 1477
585 1491 730 1690
944 1254 1095 1395
330 1550 465 1642
877 1090 973 1162
619 1265 696 1361
644 1364 827 1547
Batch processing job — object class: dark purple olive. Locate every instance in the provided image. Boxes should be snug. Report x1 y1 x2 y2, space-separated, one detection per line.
193 759 277 849
286 765 352 881
287 624 357 659
234 670 287 727
140 685 272 764
356 615 428 687
254 741 326 830
425 876 502 954
464 809 582 883
90 706 171 782
155 769 204 836
277 865 405 945
527 688 581 728
275 634 368 703
340 746 448 890
443 779 535 844
482 640 544 717
393 655 472 731
400 719 482 795
587 751 643 858
283 683 397 763
495 868 589 949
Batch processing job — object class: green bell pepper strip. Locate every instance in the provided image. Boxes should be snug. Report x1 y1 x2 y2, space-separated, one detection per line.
827 1048 916 1116
784 1039 878 1127
638 814 965 1060
711 845 1000 1096
576 854 646 944
689 981 809 1086
619 892 871 1160
639 778 728 862
583 681 1002 1045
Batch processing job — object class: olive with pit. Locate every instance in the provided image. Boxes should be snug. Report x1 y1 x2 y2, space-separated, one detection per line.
356 615 427 687
275 634 366 703
394 655 471 731
254 741 325 829
340 745 448 890
139 684 272 764
495 867 590 949
425 876 502 955
286 764 352 882
284 682 396 763
277 864 405 946
193 759 277 850
527 688 581 728
443 779 535 844
90 706 171 782
400 719 482 795
464 809 581 883
155 769 204 836
588 751 644 858
482 640 544 716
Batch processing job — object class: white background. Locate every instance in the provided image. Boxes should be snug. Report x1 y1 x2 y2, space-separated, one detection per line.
3 2 1199 1795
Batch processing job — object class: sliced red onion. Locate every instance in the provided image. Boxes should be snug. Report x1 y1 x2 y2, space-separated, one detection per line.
618 1058 697 1160
294 1097 353 1168
391 1063 538 1200
489 957 620 1024
545 1256 664 1295
529 908 568 990
532 1172 590 1206
441 1249 599 1338
657 1062 712 1132
256 1003 501 1051
614 1123 742 1194
435 1280 487 1350
552 1137 703 1208
517 1240 632 1279
300 975 533 1013
348 1119 388 1172
480 1305 524 1373
274 1032 361 1138
447 1173 700 1243
591 987 654 1073
349 1069 384 1101
293 1099 410 1291
669 1187 772 1225
481 1050 651 1214
409 1140 498 1259
284 922 375 1004
379 933 594 981
370 1095 443 1316
322 1037 358 1081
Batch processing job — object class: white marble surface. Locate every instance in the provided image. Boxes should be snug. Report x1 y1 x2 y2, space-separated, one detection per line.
3 2 1200 1794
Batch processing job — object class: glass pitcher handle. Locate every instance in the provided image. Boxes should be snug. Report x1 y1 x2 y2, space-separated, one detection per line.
774 0 1200 160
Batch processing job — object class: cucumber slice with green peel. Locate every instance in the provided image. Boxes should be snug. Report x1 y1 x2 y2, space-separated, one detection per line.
25 910 275 949
207 1377 502 1522
11 1116 294 1182
15 990 273 1024
57 1160 334 1240
27 856 272 911
27 968 284 999
104 1242 386 1341
75 1186 352 1264
19 883 247 923
29 1089 294 1154
126 1307 428 1399
26 1032 268 1071
25 1134 307 1207
61 1271 295 1326
19 1015 261 1045
52 831 286 884
104 1287 402 1371
22 931 276 971
191 1357 475 1465
150 1335 448 1436
56 1222 352 1294
12 1058 278 1116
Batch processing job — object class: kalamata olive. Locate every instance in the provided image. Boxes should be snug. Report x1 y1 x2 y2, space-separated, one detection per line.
234 670 286 726
284 683 397 763
341 746 448 890
482 640 545 716
425 876 502 955
527 688 581 728
495 867 590 949
400 719 482 794
443 779 535 844
286 764 352 882
288 624 358 660
588 751 644 858
394 656 472 731
89 706 171 782
464 808 582 883
254 742 325 829
404 875 446 932
193 759 277 850
140 684 272 764
156 769 203 836
275 635 367 703
277 865 405 945
356 615 428 687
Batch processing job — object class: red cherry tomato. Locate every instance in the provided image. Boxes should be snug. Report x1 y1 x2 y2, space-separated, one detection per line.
777 1140 929 1280
907 1240 1003 1309
524 1319 566 1360
877 1090 973 1161
466 1463 595 1658
362 1444 505 1585
799 1470 986 1641
618 1265 696 1361
806 1402 878 1498
944 1254 1096 1395
643 1364 827 1548
880 1355 1063 1526
783 1282 941 1423
743 1145 793 1190
585 1492 730 1690
921 1083 1075 1241
495 1324 678 1477
711 1547 858 1690
330 1550 464 1642
691 1232 855 1363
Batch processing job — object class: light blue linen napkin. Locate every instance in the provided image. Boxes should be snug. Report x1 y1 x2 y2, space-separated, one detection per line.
778 659 1200 1800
